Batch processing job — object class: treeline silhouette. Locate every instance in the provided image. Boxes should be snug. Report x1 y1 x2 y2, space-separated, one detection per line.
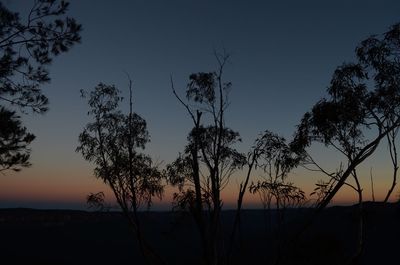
77 24 400 265
1 1 400 265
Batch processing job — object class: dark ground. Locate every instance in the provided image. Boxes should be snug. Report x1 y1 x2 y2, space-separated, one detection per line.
0 202 399 265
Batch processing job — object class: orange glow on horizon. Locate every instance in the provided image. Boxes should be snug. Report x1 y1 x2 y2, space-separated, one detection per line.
1 162 398 210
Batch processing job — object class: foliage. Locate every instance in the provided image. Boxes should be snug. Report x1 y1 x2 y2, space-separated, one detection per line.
250 180 305 210
167 52 245 265
310 180 334 206
291 22 400 211
0 107 35 172
0 0 81 172
86 191 106 211
77 83 163 211
77 82 164 264
249 130 305 210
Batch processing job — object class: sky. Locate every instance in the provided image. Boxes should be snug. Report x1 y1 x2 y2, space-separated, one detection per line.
1 0 400 210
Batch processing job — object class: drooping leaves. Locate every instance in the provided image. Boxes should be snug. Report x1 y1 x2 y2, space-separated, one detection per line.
77 83 163 211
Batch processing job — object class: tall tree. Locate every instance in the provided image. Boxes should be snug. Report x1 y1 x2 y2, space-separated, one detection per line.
0 0 81 172
291 23 400 263
356 24 400 203
248 131 304 264
77 82 164 265
167 51 245 265
249 131 304 219
291 22 400 212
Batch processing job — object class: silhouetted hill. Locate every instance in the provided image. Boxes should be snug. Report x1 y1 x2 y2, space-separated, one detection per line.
0 203 398 265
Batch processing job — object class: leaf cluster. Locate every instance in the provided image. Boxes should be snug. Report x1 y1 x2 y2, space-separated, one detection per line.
250 179 305 208
0 0 81 113
77 83 163 210
0 0 81 173
0 107 35 172
249 130 304 208
292 23 400 159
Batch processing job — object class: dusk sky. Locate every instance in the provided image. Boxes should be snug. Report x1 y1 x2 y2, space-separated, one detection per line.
1 0 400 210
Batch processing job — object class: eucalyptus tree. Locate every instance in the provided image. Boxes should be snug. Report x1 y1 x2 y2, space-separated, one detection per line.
227 130 304 261
356 24 400 202
290 22 400 263
249 131 305 219
0 0 81 172
247 131 304 263
167 52 246 265
77 82 164 265
291 22 400 212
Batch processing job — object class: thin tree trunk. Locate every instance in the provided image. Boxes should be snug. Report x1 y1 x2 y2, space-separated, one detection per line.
227 154 256 262
347 170 364 265
384 129 398 203
370 168 375 202
317 131 386 212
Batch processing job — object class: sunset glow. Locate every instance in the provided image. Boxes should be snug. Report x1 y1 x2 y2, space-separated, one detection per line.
1 0 399 211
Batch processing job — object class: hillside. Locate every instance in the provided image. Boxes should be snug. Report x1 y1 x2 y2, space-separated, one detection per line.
0 203 399 265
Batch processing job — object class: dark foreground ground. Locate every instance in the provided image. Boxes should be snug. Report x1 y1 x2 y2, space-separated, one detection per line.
0 202 399 265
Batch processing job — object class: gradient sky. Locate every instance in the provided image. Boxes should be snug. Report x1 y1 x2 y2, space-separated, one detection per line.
1 0 400 210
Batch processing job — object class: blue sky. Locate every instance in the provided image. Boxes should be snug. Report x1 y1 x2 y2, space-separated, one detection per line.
1 0 400 209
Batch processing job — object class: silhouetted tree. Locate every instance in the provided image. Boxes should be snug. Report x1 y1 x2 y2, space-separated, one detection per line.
0 0 81 172
248 131 304 211
77 82 164 265
291 22 400 263
355 23 400 203
228 130 303 261
86 191 106 212
0 107 35 172
227 131 271 258
384 126 398 203
291 22 400 212
248 131 304 264
167 51 245 265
